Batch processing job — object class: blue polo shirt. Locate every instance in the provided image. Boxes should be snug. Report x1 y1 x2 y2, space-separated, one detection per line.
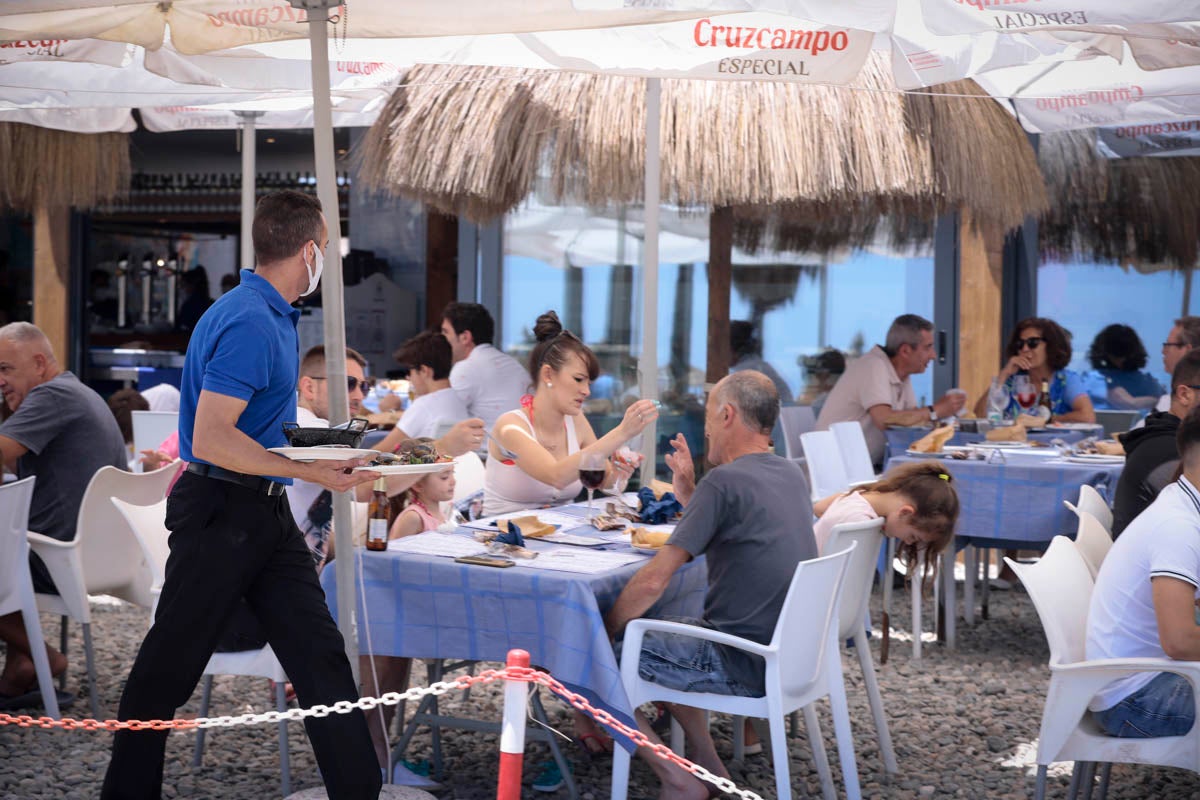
179 269 300 484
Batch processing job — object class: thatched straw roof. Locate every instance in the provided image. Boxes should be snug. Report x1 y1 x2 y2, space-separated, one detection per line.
357 57 1047 242
1039 131 1200 271
0 123 130 212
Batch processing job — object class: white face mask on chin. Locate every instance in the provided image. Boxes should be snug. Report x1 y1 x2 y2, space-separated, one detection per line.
301 242 324 297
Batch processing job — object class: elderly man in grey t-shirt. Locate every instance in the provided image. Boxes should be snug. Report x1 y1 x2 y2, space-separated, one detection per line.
605 371 816 800
0 322 126 707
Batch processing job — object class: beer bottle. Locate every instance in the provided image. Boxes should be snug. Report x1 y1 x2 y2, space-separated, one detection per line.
1038 380 1053 422
365 477 389 551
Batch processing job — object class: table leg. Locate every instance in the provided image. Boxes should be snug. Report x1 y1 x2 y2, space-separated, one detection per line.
941 551 956 649
963 546 976 627
980 548 991 621
911 551 922 662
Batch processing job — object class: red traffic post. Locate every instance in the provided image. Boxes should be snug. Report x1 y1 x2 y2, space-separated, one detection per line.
497 649 531 800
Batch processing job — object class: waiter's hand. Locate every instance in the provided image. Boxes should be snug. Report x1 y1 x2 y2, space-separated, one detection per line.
438 418 486 457
300 458 380 492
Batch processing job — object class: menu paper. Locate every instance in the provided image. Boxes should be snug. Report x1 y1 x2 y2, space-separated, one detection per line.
519 549 647 574
385 533 485 559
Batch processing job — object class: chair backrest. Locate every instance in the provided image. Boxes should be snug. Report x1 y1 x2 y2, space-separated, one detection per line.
131 410 179 458
0 477 37 617
800 430 850 500
824 518 887 639
76 461 181 604
778 406 817 461
772 543 856 700
1007 536 1094 666
1076 484 1113 534
452 451 485 502
1074 510 1113 579
1094 409 1140 437
830 421 876 484
111 498 171 592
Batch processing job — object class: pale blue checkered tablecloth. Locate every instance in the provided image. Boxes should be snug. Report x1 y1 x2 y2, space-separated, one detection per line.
320 526 707 738
884 453 1124 549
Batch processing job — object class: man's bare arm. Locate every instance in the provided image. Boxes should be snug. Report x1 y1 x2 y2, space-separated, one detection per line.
604 545 691 640
0 434 28 474
1152 576 1200 661
867 404 929 430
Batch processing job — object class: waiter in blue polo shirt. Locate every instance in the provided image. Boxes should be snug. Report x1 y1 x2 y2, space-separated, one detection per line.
103 191 382 800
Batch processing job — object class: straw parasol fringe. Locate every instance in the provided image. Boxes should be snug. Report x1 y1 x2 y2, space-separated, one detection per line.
0 123 130 211
1039 130 1200 270
357 58 1046 243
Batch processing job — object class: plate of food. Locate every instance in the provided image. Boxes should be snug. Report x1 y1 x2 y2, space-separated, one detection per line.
904 445 969 459
268 446 379 462
354 462 453 475
1063 453 1125 465
351 437 454 473
630 526 672 553
1047 421 1102 430
973 441 1026 449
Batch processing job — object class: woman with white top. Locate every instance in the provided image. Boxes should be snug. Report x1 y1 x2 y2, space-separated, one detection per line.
484 311 658 516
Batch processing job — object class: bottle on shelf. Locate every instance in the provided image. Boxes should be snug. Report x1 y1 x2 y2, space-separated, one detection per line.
365 477 390 551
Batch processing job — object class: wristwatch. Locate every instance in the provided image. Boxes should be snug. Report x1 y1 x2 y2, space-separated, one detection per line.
927 405 938 422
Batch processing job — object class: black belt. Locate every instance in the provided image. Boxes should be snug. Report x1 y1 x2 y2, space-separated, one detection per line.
186 462 287 497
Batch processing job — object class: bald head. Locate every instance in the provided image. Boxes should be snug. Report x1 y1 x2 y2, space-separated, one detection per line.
713 371 779 434
0 322 61 411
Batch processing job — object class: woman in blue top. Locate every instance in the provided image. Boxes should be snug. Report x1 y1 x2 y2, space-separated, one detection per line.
1086 324 1165 410
973 317 1096 423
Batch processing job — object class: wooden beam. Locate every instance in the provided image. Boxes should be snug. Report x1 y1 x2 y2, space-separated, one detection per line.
705 206 733 386
33 205 71 365
425 211 458 328
959 212 1005 410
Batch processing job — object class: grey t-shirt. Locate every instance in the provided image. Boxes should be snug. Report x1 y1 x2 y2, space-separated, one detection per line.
0 372 127 542
667 452 816 694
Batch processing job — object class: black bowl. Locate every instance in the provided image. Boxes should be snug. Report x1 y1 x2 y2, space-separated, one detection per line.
282 417 370 448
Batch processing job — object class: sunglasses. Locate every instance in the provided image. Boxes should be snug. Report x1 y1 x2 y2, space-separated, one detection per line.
1163 341 1190 349
1016 337 1045 351
309 375 376 393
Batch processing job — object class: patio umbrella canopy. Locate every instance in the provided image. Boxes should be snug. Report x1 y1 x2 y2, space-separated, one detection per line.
357 54 1047 236
0 122 130 211
1039 130 1200 270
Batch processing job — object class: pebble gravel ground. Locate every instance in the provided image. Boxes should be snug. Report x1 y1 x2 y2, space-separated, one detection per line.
2 585 1198 800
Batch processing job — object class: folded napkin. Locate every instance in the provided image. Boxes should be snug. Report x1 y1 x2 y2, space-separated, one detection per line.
986 423 1027 442
495 527 525 547
500 515 556 541
637 487 683 524
910 425 955 453
631 527 672 549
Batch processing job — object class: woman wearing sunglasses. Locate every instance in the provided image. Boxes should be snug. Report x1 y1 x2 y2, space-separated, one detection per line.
973 317 1096 424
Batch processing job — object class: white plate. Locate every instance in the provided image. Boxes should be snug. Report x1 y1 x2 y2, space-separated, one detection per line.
1047 422 1103 431
268 446 379 462
888 425 930 430
631 544 663 555
974 441 1026 449
352 462 453 475
1063 454 1125 465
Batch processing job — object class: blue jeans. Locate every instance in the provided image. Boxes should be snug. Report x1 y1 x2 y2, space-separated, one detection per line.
618 616 761 698
1093 672 1196 738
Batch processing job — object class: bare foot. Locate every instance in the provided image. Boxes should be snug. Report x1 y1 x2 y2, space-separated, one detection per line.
658 772 710 800
0 649 67 696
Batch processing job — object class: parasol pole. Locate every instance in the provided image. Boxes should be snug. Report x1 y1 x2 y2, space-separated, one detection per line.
639 78 661 481
234 111 262 270
293 0 359 677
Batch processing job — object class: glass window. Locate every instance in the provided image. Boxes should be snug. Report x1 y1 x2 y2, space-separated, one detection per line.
1037 260 1185 409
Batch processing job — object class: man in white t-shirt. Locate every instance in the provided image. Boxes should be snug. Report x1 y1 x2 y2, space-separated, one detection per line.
377 331 469 446
1086 406 1200 738
816 314 965 465
440 302 530 435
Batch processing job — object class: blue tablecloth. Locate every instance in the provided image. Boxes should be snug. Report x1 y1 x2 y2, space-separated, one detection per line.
885 424 1104 459
885 453 1123 549
320 528 707 744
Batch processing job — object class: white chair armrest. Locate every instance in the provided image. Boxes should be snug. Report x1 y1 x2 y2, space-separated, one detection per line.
625 618 772 657
1052 657 1200 689
26 531 76 550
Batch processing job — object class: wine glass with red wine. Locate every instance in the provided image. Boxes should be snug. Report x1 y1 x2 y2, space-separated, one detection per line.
578 452 606 522
1013 374 1037 415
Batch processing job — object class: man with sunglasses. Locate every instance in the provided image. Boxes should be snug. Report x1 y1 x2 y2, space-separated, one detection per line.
1155 317 1200 414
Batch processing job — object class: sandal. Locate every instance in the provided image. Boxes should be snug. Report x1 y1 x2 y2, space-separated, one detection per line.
576 732 613 759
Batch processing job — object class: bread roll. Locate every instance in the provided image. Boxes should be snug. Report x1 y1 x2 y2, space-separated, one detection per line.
986 424 1027 442
910 425 955 453
631 528 672 548
1094 440 1125 456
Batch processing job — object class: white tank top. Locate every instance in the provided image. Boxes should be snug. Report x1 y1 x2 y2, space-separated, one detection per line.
483 409 583 516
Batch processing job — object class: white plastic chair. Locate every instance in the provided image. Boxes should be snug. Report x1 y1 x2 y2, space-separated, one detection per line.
779 405 817 462
824 518 897 774
1073 510 1113 580
800 430 851 502
111 497 292 797
130 410 179 473
611 544 860 800
28 460 182 717
1063 484 1113 535
0 477 60 718
830 421 878 486
1007 537 1200 800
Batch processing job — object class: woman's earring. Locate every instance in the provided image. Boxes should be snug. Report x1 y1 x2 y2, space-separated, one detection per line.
547 382 553 388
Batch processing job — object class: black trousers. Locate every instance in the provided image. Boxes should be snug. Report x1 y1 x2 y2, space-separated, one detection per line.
101 471 381 800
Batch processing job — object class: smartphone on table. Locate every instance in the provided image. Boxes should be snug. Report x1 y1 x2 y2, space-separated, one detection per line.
454 554 516 568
